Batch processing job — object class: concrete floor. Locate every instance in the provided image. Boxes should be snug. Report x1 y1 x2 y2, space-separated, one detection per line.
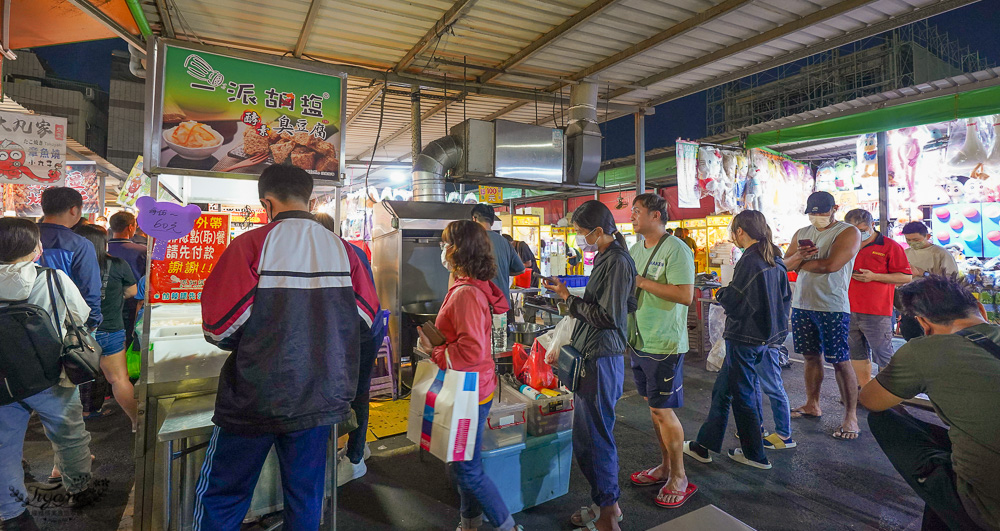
18 351 927 531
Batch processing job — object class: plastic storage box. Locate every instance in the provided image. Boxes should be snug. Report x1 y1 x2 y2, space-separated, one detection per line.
481 429 573 514
557 275 589 288
481 400 527 451
501 383 574 436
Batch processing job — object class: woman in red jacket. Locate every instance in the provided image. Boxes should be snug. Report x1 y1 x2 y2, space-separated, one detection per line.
417 219 520 531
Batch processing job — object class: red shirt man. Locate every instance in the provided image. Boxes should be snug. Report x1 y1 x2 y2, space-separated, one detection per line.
846 210 912 384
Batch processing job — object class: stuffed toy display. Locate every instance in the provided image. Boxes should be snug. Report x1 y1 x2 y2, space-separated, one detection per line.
815 161 836 192
986 115 1000 174
948 118 989 171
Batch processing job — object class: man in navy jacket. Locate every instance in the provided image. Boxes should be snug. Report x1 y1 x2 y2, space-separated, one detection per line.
38 187 102 329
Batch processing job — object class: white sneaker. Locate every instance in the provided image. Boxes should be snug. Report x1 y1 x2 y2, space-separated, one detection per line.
336 457 367 486
337 443 371 462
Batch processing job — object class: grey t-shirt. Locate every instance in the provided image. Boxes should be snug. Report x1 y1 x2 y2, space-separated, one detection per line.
877 323 1000 529
487 230 524 304
792 221 855 313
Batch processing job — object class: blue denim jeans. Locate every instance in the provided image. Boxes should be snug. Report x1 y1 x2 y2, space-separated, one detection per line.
754 346 792 439
449 401 515 531
573 355 625 507
346 331 384 464
0 385 93 520
695 342 767 463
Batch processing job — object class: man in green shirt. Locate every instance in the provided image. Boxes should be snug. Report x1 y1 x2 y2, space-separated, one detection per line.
626 193 696 508
861 275 1000 531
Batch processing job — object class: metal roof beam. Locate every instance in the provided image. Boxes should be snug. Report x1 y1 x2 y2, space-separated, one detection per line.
482 0 749 121
479 0 621 84
64 0 144 51
293 0 324 58
153 0 175 39
346 84 386 127
394 0 479 73
354 93 466 161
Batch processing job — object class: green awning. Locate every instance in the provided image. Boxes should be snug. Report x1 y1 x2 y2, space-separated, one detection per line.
745 84 1000 149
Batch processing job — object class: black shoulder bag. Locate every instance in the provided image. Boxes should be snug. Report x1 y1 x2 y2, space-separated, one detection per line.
955 328 1000 360
47 271 102 385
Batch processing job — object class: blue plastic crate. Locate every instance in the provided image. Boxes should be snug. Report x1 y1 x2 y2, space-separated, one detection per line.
557 275 589 288
481 429 573 514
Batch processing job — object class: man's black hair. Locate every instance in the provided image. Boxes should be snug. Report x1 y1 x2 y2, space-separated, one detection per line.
109 211 136 234
502 233 513 243
41 187 83 216
901 221 930 236
897 275 979 325
258 165 313 203
633 193 668 223
471 204 495 225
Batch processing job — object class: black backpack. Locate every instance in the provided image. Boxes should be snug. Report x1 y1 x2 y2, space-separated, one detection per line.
0 267 64 405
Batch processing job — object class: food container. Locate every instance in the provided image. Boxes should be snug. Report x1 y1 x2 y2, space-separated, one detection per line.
508 322 553 346
482 400 527 451
501 382 573 436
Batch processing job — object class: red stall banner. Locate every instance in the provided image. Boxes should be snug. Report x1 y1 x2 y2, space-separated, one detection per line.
148 212 230 303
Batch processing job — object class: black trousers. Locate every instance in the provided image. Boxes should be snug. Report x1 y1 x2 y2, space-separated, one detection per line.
868 409 990 531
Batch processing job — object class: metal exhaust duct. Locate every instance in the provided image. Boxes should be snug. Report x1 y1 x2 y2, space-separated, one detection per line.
412 135 462 202
565 82 602 185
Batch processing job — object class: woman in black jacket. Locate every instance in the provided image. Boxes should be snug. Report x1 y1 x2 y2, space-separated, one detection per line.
544 201 635 531
684 210 792 470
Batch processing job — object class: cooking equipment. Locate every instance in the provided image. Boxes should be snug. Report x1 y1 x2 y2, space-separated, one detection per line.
509 322 553 346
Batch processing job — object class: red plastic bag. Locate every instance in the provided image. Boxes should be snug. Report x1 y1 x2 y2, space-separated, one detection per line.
521 340 558 390
511 343 529 376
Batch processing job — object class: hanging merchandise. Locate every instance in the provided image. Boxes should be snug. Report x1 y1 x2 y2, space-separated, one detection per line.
675 140 700 208
986 116 1000 174
697 145 724 201
834 158 856 191
888 127 921 203
717 151 739 213
948 118 989 171
744 150 766 212
944 176 965 203
815 160 836 193
733 152 750 210
855 134 879 201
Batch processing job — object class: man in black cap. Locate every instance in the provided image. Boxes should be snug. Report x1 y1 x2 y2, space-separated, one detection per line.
783 191 863 440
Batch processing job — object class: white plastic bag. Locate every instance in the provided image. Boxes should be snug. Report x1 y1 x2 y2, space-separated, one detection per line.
539 316 576 358
706 338 726 372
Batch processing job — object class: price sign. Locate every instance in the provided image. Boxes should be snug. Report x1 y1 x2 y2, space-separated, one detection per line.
136 196 203 260
479 185 503 204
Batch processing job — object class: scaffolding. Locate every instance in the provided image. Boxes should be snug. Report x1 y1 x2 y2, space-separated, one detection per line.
706 20 995 136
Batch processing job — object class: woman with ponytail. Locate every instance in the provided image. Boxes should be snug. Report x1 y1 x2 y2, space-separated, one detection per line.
543 200 636 531
683 210 792 470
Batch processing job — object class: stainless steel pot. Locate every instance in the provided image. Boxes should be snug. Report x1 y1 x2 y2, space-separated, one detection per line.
508 322 554 346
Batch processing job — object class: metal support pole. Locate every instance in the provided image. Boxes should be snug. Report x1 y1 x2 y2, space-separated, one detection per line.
635 112 646 194
876 131 889 234
410 87 422 163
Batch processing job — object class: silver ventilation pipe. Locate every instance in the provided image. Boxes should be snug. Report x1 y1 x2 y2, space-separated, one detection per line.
565 82 602 184
128 45 146 79
412 135 462 202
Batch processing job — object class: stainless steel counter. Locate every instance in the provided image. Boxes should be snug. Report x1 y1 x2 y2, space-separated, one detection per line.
157 394 216 442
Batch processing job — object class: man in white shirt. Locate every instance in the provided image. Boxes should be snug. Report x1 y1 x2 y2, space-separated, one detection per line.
899 221 960 341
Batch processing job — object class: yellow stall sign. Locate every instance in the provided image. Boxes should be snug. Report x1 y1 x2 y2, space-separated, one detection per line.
479 186 503 204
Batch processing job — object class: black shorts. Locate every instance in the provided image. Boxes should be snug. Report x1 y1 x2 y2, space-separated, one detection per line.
630 351 684 409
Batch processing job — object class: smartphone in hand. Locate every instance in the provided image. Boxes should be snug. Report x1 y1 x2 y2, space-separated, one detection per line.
798 239 815 248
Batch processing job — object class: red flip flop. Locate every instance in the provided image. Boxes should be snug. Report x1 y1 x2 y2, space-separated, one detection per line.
655 482 698 509
630 467 667 486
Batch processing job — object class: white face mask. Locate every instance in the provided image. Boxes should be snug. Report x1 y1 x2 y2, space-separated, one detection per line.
575 228 598 253
909 240 930 250
808 214 832 230
440 244 453 271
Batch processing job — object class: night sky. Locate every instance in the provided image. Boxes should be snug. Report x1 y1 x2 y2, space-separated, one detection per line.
28 1 1000 159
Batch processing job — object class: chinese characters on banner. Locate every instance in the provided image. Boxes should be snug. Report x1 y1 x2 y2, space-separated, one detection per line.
149 213 230 303
154 45 343 180
2 162 100 216
478 186 503 204
0 111 67 186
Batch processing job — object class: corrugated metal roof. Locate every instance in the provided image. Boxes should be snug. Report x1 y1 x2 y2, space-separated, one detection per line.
136 0 979 185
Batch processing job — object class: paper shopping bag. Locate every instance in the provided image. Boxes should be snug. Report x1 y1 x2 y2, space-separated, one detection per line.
406 359 480 462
